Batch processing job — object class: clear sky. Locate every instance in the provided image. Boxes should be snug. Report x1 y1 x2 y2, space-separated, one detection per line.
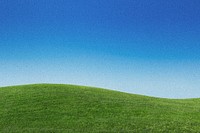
1 0 200 98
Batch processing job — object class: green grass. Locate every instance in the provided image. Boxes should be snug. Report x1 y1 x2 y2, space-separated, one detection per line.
0 84 200 132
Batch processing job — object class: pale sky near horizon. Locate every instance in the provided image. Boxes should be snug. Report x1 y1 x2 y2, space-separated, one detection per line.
1 0 200 98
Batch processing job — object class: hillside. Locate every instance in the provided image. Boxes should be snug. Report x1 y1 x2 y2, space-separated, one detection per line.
0 84 200 132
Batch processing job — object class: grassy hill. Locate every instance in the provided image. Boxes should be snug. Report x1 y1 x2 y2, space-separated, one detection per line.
0 84 200 132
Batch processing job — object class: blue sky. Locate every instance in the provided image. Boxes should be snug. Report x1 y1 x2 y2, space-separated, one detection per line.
1 0 200 98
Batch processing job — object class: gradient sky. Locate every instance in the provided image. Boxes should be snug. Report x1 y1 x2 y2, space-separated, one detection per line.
1 0 200 98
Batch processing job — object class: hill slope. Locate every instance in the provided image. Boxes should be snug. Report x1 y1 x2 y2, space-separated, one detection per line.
0 84 200 132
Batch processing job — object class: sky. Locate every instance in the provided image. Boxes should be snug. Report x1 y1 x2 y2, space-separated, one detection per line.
1 0 200 98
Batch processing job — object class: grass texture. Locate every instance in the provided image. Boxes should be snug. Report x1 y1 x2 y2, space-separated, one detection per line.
1 84 200 132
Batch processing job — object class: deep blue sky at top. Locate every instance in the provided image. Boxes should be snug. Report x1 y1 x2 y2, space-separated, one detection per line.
1 0 200 98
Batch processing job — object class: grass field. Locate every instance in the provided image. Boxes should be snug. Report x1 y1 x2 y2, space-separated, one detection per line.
0 84 200 132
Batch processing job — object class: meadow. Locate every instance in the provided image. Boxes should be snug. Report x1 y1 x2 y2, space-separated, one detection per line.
1 84 200 132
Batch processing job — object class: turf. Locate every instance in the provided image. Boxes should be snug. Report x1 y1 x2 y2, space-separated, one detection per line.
0 84 200 132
